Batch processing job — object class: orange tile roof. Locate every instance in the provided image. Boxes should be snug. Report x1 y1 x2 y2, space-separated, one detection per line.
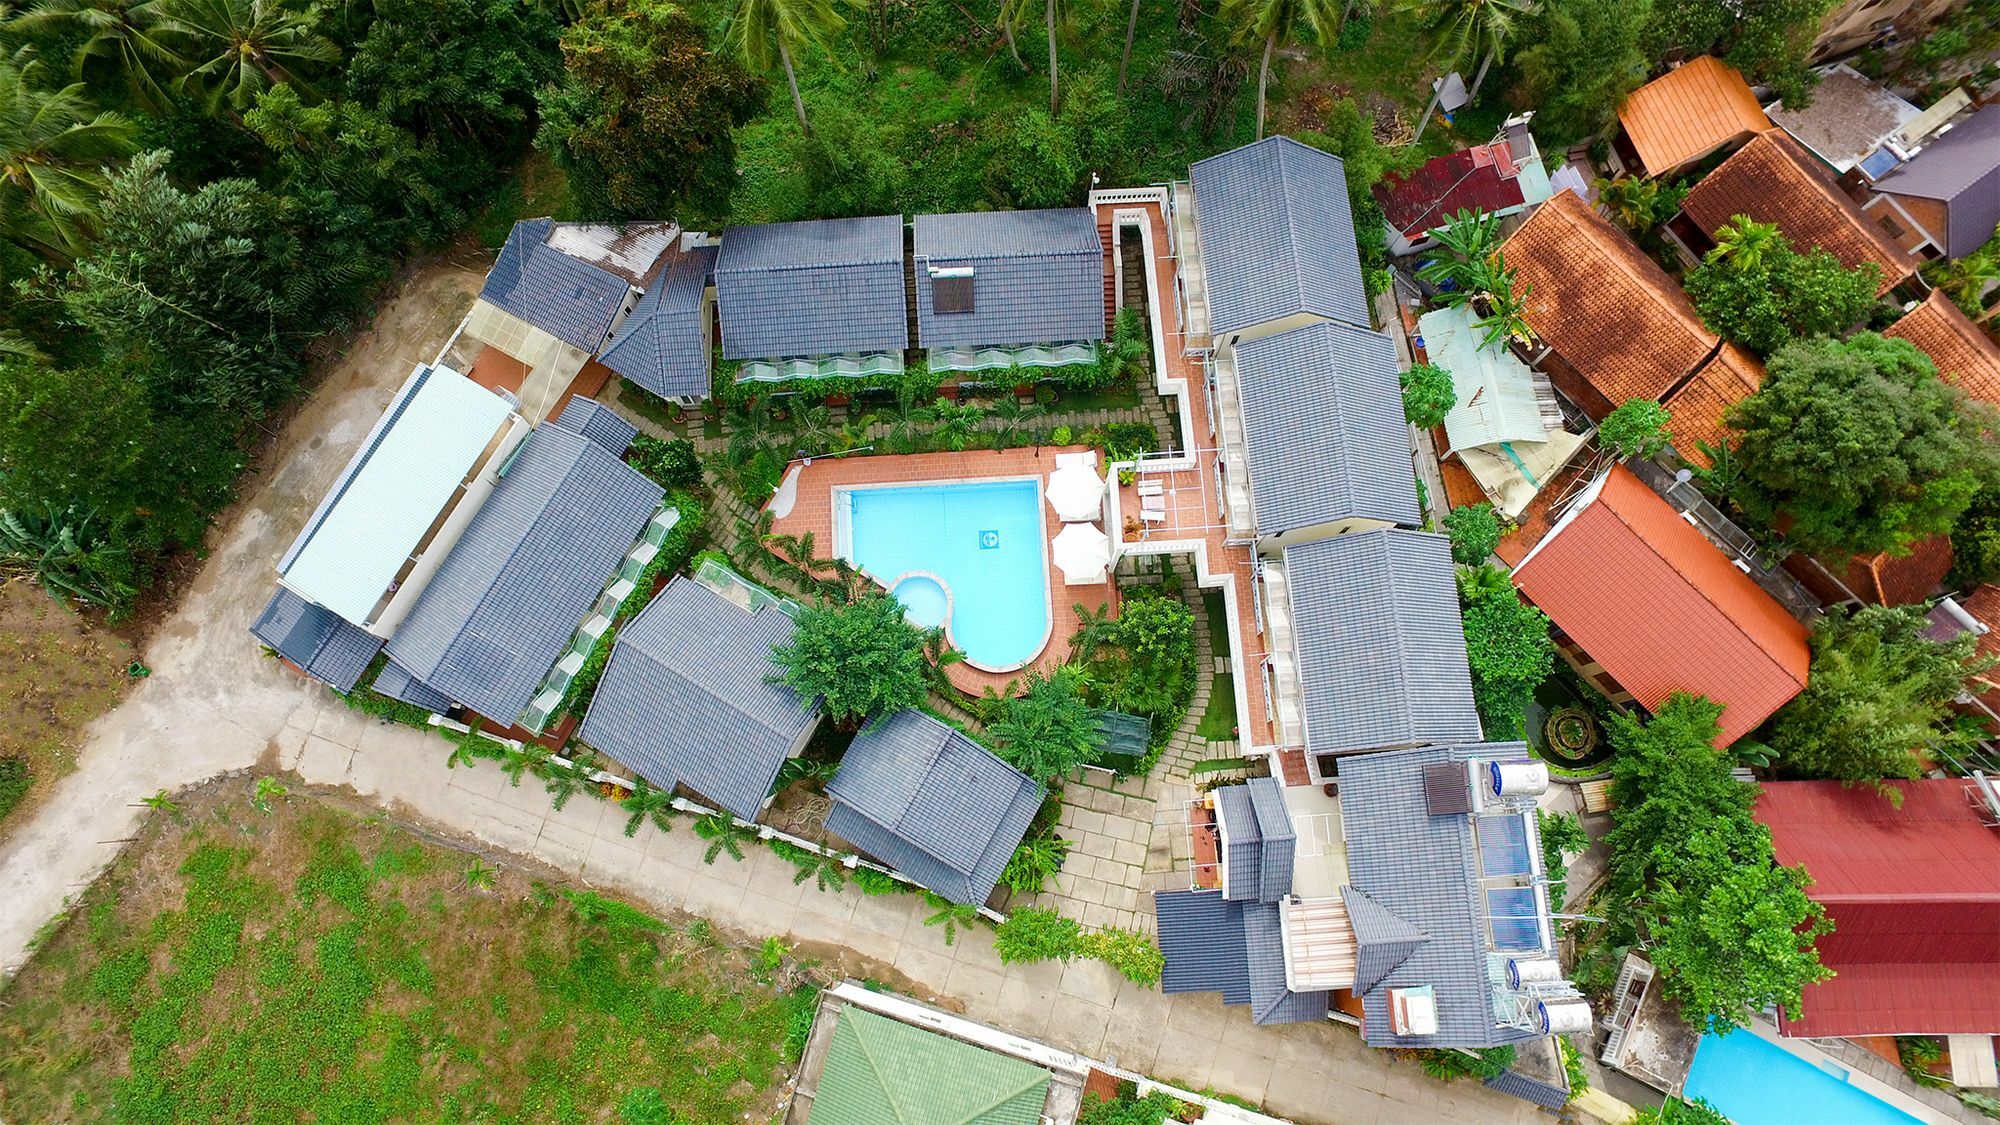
1507 190 1718 406
1618 56 1769 176
1512 465 1810 745
1680 130 1918 295
1886 290 2000 404
1660 343 1766 467
1959 584 2000 693
1834 536 1953 606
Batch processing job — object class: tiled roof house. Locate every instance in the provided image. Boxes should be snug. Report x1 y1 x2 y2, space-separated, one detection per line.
598 243 719 403
1870 103 2000 258
807 1005 1053 1125
825 709 1044 907
1615 56 1769 177
577 576 820 820
715 215 909 375
1511 465 1810 746
1887 289 2000 403
1373 125 1555 255
1755 779 2000 1039
1765 64 1920 175
912 208 1106 371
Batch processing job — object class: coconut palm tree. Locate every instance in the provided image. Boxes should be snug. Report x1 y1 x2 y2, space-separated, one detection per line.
996 0 1030 68
1401 0 1530 143
1116 0 1141 92
724 0 843 137
11 0 189 111
1221 0 1342 140
0 58 136 260
1926 232 2000 321
1711 214 1783 272
159 0 337 111
1414 207 1501 294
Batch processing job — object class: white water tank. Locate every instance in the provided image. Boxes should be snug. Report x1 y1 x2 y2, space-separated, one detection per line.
1507 958 1565 989
1489 761 1550 798
1536 998 1593 1035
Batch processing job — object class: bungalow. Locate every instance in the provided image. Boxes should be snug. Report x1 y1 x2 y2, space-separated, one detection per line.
597 242 719 407
824 709 1043 907
451 219 680 421
1753 778 2000 1087
715 215 910 383
1156 747 1584 1103
912 208 1106 374
576 575 820 821
1372 118 1555 256
255 372 668 737
1613 57 1768 179
1510 464 1810 747
1675 128 1921 295
1868 103 2000 259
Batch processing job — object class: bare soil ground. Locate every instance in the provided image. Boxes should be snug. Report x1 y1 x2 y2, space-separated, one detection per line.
0 580 134 840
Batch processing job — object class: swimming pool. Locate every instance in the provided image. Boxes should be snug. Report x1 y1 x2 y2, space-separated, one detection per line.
838 479 1051 671
1684 1028 1923 1125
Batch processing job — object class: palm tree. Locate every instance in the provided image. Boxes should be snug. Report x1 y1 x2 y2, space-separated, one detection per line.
917 397 986 451
1711 214 1783 272
1402 0 1530 143
1043 0 1064 113
1117 0 1141 92
0 58 136 261
1926 233 2000 321
996 0 1029 68
724 0 843 137
1221 0 1342 140
160 0 337 111
11 0 189 111
987 393 1044 447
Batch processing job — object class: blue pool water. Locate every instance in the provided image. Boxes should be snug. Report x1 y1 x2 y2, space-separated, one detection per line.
892 574 948 629
1684 1029 1922 1125
843 480 1050 670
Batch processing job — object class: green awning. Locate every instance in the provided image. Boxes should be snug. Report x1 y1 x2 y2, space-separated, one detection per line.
1092 710 1151 764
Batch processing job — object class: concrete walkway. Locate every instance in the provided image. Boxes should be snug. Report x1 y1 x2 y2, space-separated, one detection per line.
0 262 1542 1125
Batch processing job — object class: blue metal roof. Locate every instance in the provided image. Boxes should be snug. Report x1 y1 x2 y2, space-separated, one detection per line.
577 577 819 820
912 209 1105 350
1156 889 1251 1003
1189 136 1370 334
826 710 1044 906
715 216 909 360
1284 530 1482 756
1235 320 1420 535
384 424 663 724
250 586 383 692
599 244 717 399
546 396 637 456
482 219 633 351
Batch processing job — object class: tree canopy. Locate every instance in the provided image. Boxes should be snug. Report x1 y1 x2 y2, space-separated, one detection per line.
1400 361 1455 429
1603 694 1831 1031
770 592 936 729
534 0 765 223
1444 503 1500 565
1726 333 2000 559
1456 564 1553 737
988 666 1104 782
1685 219 1881 355
1641 0 1836 107
1598 398 1672 461
1511 0 1651 148
1765 605 1992 795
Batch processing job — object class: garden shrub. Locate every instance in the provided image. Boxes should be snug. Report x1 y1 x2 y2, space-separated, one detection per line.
993 907 1081 964
1078 1082 1186 1125
1400 362 1455 428
1413 1045 1515 1081
999 831 1071 895
849 866 903 895
1597 398 1673 461
1077 927 1164 986
0 755 29 822
1443 503 1501 564
626 435 702 490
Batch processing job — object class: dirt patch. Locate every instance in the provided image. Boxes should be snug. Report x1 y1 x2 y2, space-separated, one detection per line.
0 579 134 837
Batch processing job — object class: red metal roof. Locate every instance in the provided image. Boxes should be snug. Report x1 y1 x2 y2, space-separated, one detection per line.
1373 143 1529 241
1511 466 1809 746
1755 779 2000 1036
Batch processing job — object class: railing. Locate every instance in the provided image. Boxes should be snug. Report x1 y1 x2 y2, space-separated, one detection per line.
928 341 1098 372
737 352 904 382
1088 185 1168 206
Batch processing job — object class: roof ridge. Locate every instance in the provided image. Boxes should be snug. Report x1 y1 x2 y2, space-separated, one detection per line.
845 1013 916 1125
1552 193 1715 351
1373 533 1424 742
1597 472 1805 690
1756 129 1915 278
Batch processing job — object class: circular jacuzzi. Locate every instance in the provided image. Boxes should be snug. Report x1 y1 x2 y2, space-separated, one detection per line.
889 572 951 630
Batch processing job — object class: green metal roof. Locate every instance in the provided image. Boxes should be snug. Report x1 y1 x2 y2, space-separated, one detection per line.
1417 303 1547 452
810 1007 1050 1125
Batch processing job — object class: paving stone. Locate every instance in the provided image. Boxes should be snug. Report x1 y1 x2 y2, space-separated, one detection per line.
1075 832 1115 860
1111 839 1147 867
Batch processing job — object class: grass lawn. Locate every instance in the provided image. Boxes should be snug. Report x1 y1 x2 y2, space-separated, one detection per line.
1196 672 1238 741
0 781 816 1124
0 581 133 834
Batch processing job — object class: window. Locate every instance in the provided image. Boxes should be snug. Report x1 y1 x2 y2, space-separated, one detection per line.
934 272 975 314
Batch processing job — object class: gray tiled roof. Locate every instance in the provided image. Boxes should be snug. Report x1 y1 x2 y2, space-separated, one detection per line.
1216 784 1261 902
1284 530 1482 755
599 245 717 399
250 586 383 692
547 396 637 456
1875 104 2000 257
826 710 1044 907
715 216 909 360
1236 321 1420 534
482 219 634 351
1341 885 1428 994
577 577 818 820
385 425 664 724
1218 778 1296 903
1337 743 1543 1049
1484 1067 1571 1109
1155 889 1251 1003
1245 902 1330 1025
1189 136 1370 334
912 209 1105 350
371 659 453 714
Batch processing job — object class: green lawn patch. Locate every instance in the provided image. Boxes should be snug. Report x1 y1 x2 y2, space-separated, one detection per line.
0 785 813 1123
1196 672 1238 742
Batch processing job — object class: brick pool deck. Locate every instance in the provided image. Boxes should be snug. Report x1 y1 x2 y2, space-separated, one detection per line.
762 446 1118 697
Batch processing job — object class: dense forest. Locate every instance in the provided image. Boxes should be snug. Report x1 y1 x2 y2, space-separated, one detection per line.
0 0 1884 611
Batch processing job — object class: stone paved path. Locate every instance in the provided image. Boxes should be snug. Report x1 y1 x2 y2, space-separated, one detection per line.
0 266 1542 1125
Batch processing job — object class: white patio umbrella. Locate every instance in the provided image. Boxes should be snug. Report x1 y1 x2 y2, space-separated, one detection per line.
1052 521 1113 586
1046 461 1106 522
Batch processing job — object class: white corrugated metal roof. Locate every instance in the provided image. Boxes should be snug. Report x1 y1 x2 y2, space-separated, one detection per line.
1419 303 1547 451
280 365 516 624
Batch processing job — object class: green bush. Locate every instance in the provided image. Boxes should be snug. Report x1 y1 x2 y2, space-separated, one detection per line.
626 435 702 490
993 907 1082 964
1400 361 1456 428
1051 425 1074 445
1414 1045 1515 1082
1443 503 1501 565
849 866 904 895
999 833 1071 895
1077 927 1163 986
0 756 29 822
1598 398 1673 461
1078 1083 1185 1125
